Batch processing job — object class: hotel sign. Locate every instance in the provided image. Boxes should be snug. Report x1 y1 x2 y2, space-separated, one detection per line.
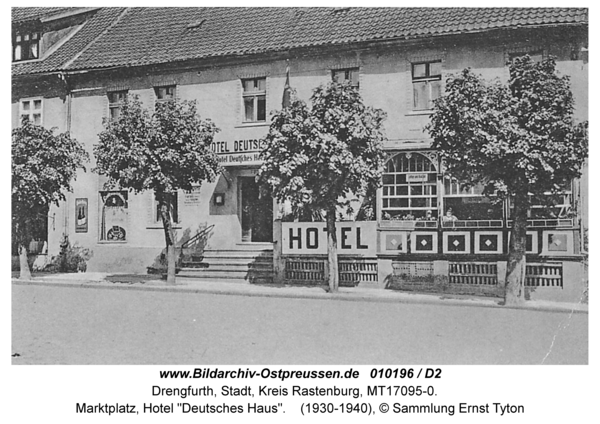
211 139 264 166
282 222 377 256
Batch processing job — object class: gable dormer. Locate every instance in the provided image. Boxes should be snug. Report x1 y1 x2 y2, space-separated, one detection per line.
12 7 100 63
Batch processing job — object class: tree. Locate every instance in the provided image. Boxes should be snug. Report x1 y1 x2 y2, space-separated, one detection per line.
12 120 89 280
258 82 386 292
427 56 588 305
94 97 220 285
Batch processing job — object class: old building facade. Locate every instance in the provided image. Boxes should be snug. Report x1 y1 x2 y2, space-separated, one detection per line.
12 7 588 301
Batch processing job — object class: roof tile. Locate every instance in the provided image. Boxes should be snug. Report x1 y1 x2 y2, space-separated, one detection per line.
13 7 588 75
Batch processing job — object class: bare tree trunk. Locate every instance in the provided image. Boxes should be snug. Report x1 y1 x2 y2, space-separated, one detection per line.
505 191 528 305
158 196 177 286
19 243 32 280
326 207 339 293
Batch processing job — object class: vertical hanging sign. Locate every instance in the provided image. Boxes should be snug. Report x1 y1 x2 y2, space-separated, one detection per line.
75 198 88 233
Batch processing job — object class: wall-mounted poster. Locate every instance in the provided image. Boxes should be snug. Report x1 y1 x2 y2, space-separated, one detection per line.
75 198 88 233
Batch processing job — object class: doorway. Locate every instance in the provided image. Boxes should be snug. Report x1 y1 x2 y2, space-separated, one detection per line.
239 177 273 242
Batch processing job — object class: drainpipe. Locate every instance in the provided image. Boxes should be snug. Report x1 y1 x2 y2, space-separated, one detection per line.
59 72 72 238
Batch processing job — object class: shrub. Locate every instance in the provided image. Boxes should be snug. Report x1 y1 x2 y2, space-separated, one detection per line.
46 234 93 273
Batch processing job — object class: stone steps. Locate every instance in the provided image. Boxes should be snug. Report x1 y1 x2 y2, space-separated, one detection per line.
179 248 273 283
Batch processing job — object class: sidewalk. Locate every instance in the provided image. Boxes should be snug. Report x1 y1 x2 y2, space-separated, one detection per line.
12 272 588 314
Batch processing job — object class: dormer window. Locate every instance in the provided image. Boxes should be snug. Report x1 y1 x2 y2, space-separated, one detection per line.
13 31 40 62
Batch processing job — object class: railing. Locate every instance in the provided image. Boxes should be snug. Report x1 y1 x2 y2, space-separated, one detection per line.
339 259 378 284
449 262 498 285
285 258 325 284
380 218 575 229
380 220 438 228
181 224 215 250
442 220 503 229
284 257 378 286
525 263 563 287
507 219 573 228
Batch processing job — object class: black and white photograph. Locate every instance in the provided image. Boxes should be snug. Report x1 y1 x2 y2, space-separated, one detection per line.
8 4 592 421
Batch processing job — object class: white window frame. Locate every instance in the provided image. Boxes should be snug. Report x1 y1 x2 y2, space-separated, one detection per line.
13 31 41 62
411 60 442 111
442 178 503 225
332 67 360 89
154 85 177 104
19 98 43 126
381 152 438 222
241 77 267 123
107 90 128 121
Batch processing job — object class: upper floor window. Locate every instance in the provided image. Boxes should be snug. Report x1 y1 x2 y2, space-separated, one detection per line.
13 31 40 62
242 78 266 123
108 91 128 121
412 60 442 110
20 98 43 125
155 85 176 103
332 68 359 89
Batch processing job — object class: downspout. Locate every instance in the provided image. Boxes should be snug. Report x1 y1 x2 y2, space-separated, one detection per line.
59 72 72 236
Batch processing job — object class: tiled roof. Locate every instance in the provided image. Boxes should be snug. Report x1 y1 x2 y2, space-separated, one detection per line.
13 7 588 75
12 8 126 76
11 7 79 23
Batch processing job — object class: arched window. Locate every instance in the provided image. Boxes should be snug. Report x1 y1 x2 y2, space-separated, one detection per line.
382 152 438 221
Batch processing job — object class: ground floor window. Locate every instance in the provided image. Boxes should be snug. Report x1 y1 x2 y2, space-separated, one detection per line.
99 191 128 241
154 192 179 224
510 193 573 220
442 179 502 222
381 151 576 228
382 152 438 221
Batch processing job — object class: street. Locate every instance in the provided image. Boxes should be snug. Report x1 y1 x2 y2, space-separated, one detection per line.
12 284 587 365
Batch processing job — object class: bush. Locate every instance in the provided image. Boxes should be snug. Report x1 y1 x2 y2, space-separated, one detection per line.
46 234 93 273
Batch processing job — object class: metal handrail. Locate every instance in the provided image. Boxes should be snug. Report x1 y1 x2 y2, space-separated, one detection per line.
181 224 215 249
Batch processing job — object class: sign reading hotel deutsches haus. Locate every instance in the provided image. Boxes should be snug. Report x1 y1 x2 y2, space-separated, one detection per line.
211 139 264 166
282 222 377 256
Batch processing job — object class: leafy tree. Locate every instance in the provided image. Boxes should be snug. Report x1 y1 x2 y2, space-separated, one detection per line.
427 56 588 305
259 82 386 292
94 97 220 285
12 120 89 279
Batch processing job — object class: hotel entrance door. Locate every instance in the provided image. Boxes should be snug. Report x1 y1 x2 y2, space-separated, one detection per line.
239 177 273 243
